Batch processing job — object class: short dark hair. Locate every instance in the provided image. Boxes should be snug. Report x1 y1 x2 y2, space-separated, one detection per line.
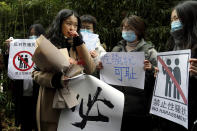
29 24 45 36
121 15 145 40
80 14 97 30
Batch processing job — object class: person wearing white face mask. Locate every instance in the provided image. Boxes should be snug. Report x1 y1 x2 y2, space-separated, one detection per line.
112 15 157 131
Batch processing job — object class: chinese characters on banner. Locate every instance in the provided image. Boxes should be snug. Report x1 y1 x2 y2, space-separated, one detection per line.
150 50 191 129
8 39 36 79
58 75 124 131
100 52 145 89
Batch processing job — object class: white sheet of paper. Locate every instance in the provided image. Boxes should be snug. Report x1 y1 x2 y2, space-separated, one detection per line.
8 39 36 79
58 75 124 131
81 32 99 51
100 52 145 89
150 49 191 129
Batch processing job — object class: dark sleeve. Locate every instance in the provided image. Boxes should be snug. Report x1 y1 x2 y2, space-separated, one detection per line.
51 72 63 89
73 36 84 47
144 70 155 112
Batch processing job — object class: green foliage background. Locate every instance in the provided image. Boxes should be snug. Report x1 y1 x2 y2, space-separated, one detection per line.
0 0 181 51
0 0 181 117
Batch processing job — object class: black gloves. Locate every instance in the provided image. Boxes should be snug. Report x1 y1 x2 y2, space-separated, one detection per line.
73 36 84 47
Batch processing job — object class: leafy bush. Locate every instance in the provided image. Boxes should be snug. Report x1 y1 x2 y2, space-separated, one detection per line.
0 71 14 116
0 0 180 51
66 0 180 51
0 1 181 127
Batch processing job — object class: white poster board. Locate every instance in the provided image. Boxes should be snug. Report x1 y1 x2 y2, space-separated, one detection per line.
81 32 99 51
58 75 124 131
100 52 145 89
8 39 36 79
150 50 191 129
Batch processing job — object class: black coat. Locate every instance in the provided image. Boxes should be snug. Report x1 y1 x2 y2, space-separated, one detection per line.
161 37 197 131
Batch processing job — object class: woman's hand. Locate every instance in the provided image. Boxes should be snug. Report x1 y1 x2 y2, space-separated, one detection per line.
70 31 84 47
144 60 159 77
4 37 13 54
154 67 159 77
5 39 12 45
144 60 152 71
61 75 69 88
189 58 197 76
69 57 78 65
90 50 98 58
96 61 103 70
69 31 79 37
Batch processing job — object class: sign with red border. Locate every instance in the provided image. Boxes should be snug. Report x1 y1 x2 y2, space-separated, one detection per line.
13 51 34 71
8 39 36 80
150 50 191 129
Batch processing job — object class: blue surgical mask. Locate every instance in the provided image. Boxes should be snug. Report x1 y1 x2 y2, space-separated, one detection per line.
171 20 183 32
122 31 136 42
80 29 93 34
29 35 38 39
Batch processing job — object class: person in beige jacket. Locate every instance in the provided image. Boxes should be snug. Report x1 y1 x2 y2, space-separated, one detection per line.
32 9 96 131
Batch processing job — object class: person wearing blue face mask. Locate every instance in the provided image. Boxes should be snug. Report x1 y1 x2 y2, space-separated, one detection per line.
122 30 137 43
157 1 197 131
80 29 93 34
29 24 45 40
80 14 106 78
171 20 183 32
3 23 45 131
29 35 38 40
80 15 96 33
112 15 157 131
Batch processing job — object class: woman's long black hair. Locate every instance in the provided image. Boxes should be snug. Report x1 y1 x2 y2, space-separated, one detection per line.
46 9 81 48
168 1 197 57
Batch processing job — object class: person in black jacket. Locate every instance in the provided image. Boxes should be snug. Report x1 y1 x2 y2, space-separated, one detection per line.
157 1 197 131
3 24 45 131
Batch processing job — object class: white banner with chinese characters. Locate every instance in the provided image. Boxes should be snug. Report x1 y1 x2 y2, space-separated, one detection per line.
100 52 145 89
150 50 191 129
58 75 124 131
8 39 36 79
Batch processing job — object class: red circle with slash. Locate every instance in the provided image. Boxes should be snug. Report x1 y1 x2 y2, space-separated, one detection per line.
13 51 34 71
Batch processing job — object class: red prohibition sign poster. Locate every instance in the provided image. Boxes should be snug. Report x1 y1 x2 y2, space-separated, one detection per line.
13 51 34 71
